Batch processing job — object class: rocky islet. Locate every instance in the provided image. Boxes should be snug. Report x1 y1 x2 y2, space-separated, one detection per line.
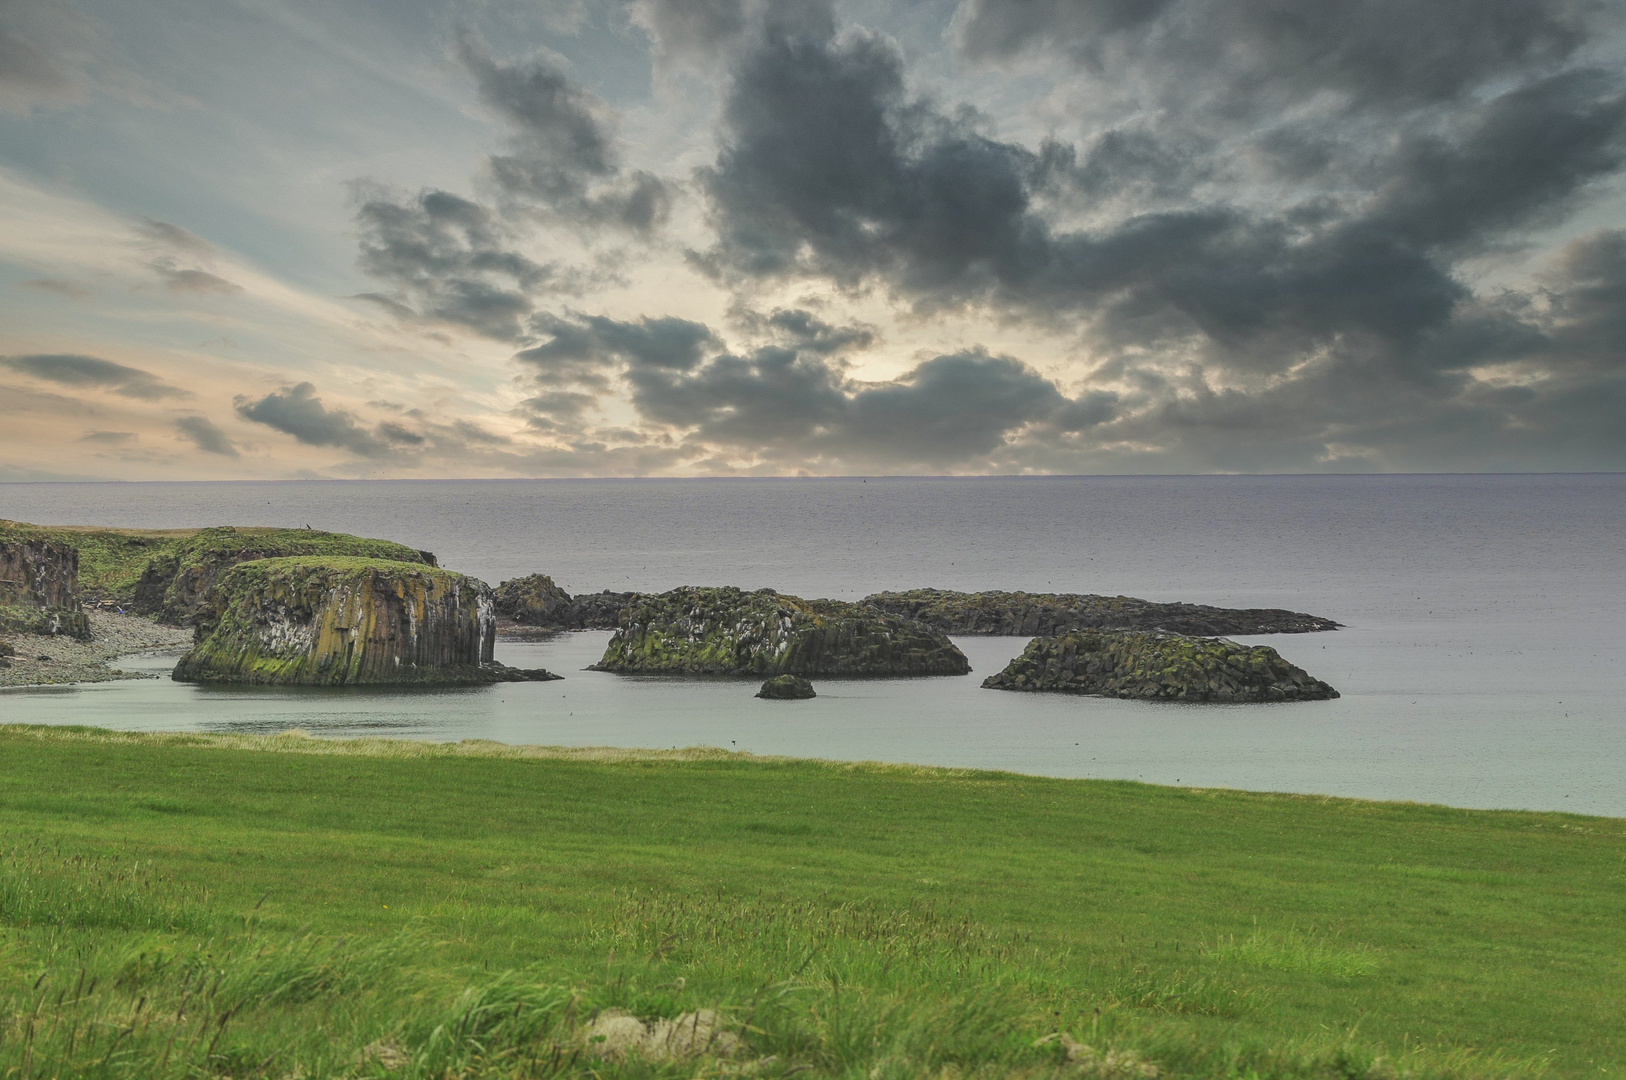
865 588 1339 637
982 629 1339 702
592 586 972 677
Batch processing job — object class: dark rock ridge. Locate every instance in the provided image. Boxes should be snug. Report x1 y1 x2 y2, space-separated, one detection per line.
592 586 971 677
494 574 636 630
865 589 1339 637
0 538 90 639
982 630 1339 702
135 527 436 626
174 556 497 686
757 674 816 699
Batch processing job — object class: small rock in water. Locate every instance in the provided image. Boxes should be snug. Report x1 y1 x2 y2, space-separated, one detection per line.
757 674 816 699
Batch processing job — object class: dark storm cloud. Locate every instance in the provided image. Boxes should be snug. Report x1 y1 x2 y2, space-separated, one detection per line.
518 311 1103 467
457 31 672 233
953 0 1594 110
174 415 238 457
234 383 391 457
353 186 558 340
0 353 186 399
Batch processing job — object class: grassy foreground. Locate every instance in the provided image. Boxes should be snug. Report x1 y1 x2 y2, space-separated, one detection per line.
0 726 1621 1079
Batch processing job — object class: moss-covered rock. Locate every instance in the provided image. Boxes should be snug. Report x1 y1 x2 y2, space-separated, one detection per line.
0 537 90 639
0 519 189 604
757 674 816 699
982 630 1338 702
173 556 496 686
866 589 1339 636
494 574 635 630
593 586 971 677
134 527 436 625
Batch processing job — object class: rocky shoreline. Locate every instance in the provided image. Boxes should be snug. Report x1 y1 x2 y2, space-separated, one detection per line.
0 611 191 687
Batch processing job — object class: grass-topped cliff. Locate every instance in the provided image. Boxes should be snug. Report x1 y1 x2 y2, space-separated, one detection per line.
0 725 1620 1078
0 519 435 618
174 556 494 685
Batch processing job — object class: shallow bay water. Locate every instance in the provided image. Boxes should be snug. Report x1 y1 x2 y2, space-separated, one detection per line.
1 474 1622 815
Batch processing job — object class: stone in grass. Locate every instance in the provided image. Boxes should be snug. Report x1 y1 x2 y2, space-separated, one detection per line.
174 556 502 686
982 629 1338 702
757 674 816 699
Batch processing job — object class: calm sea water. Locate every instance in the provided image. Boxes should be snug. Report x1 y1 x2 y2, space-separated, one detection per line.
1 474 1622 816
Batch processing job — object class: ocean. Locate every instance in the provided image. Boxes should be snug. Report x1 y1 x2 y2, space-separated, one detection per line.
2 473 1622 816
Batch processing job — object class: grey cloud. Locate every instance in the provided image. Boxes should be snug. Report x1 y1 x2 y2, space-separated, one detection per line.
757 308 877 354
234 383 390 457
519 312 1098 467
458 31 673 233
174 415 238 456
22 278 91 299
954 0 1594 110
148 258 244 295
0 0 81 112
79 430 136 444
632 0 749 65
353 186 557 340
135 218 214 254
0 353 187 399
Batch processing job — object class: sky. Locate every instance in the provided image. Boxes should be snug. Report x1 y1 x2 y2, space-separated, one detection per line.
1 0 1623 480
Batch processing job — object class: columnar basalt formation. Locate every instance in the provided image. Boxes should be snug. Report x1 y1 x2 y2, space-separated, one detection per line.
133 527 437 625
865 589 1339 637
494 574 636 630
173 556 499 686
0 538 90 639
593 586 971 677
982 630 1339 702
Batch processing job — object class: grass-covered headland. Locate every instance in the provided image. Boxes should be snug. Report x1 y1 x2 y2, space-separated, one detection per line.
0 726 1620 1079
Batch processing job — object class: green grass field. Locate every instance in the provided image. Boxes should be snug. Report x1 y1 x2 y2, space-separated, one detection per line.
0 725 1621 1079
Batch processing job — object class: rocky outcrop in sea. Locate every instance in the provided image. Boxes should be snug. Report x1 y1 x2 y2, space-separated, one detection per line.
173 556 511 686
592 586 971 677
865 589 1339 637
0 537 90 639
134 526 436 625
981 630 1339 702
757 674 817 699
493 573 636 630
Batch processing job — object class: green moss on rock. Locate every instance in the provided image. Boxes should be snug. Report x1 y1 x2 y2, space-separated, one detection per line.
493 574 635 629
593 586 970 677
981 630 1339 702
865 589 1339 636
134 526 436 624
173 556 495 686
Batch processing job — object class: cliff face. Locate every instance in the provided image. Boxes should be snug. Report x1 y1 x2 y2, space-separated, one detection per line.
494 574 634 630
134 527 437 625
981 630 1338 702
593 586 970 677
173 557 495 686
865 589 1339 637
0 539 90 639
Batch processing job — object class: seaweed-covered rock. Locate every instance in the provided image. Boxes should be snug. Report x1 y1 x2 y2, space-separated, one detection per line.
757 674 816 699
494 574 636 630
866 589 1338 637
593 586 970 677
134 526 436 625
982 630 1338 702
0 538 90 639
173 556 496 686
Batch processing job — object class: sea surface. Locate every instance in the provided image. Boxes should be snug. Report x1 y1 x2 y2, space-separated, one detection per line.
1 474 1622 816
